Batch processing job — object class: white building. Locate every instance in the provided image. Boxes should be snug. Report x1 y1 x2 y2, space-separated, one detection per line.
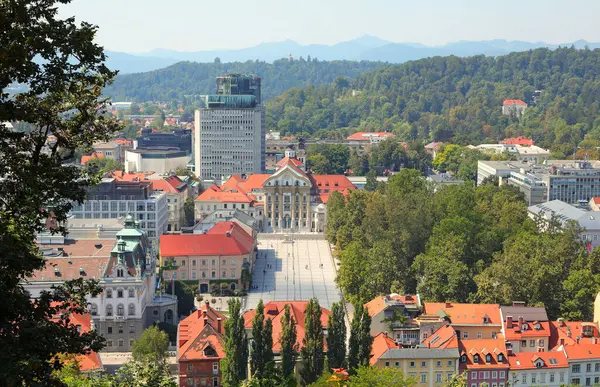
194 95 265 179
508 351 568 387
124 148 189 175
562 344 600 386
468 144 550 164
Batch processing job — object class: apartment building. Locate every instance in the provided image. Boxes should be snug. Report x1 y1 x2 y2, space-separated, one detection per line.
423 302 503 340
365 294 422 346
500 303 550 353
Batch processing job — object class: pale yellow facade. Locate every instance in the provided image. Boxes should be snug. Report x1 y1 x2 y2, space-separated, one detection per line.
374 354 459 387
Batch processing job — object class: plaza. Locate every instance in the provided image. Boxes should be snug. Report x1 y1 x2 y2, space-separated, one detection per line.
245 234 341 311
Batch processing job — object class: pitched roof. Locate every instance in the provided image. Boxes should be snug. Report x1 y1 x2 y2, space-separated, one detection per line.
309 175 355 204
500 136 535 146
459 335 508 370
508 351 568 370
195 188 252 203
346 132 394 141
80 152 104 164
593 198 600 205
370 332 400 365
424 302 502 326
242 301 330 353
503 99 527 106
276 156 304 168
550 321 600 349
160 222 254 257
51 312 103 372
178 301 227 361
504 321 551 341
424 324 459 349
239 174 270 192
564 343 600 360
364 294 420 317
501 305 549 322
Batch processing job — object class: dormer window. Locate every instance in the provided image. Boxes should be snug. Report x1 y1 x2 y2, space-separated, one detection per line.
461 355 467 363
486 354 492 363
473 355 480 364
534 322 541 330
483 316 489 324
498 354 504 362
521 323 528 331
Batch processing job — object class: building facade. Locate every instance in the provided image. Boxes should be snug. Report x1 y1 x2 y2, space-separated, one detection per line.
136 128 192 154
194 76 266 179
124 148 189 175
365 294 423 346
502 100 528 116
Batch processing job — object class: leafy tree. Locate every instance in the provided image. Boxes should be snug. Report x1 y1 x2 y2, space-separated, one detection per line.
364 170 379 192
325 191 345 245
279 304 298 379
307 144 350 174
114 357 176 387
306 154 331 174
250 300 267 377
221 298 249 387
0 0 119 384
348 149 369 176
348 365 414 387
183 198 195 227
326 302 347 370
300 298 325 385
348 303 372 373
358 307 372 368
132 325 170 361
83 156 123 174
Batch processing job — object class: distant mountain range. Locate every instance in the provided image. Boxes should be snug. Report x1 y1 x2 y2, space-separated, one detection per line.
105 36 600 74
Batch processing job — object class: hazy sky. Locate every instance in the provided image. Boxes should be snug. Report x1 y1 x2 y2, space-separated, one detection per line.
59 0 600 53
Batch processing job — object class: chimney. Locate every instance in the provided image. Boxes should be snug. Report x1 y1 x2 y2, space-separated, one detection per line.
506 316 513 328
558 318 565 327
560 338 565 346
217 317 222 333
445 302 452 308
567 327 572 338
205 300 210 310
203 317 209 326
203 309 207 317
512 301 525 307
577 336 581 344
518 316 524 327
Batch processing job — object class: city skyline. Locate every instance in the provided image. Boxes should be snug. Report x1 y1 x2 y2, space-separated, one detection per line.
59 0 600 53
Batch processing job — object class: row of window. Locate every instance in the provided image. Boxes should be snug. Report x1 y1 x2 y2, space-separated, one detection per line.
177 259 238 267
571 376 600 385
572 363 600 373
105 324 135 335
471 371 506 379
463 353 505 364
106 338 134 348
90 303 136 317
471 383 505 387
402 360 454 368
95 288 135 299
513 372 565 384
174 270 237 280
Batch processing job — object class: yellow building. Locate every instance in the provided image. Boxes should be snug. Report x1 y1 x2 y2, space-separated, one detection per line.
371 333 459 387
423 302 503 340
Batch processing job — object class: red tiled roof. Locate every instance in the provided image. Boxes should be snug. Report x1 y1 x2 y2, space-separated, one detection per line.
364 294 419 317
309 175 355 204
51 312 103 372
239 174 270 192
459 335 508 370
564 343 600 360
160 222 254 257
276 157 304 168
109 171 154 182
242 301 330 353
346 132 394 141
593 198 600 205
29 256 110 282
114 138 133 146
504 321 551 341
503 99 527 106
508 351 568 370
178 302 227 361
424 302 501 326
550 321 600 349
81 152 104 164
424 142 443 150
370 332 400 365
500 136 534 146
424 324 459 349
195 189 252 203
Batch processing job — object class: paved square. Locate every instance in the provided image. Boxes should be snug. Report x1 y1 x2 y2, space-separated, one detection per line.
245 234 341 311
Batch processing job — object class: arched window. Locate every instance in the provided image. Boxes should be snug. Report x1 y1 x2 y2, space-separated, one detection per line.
106 289 112 298
106 304 113 316
90 303 98 316
117 304 124 316
128 303 135 316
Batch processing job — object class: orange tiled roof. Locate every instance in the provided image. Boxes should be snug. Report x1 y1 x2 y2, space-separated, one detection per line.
500 136 534 146
550 321 600 349
242 301 330 353
364 294 419 317
80 152 104 164
564 343 600 360
310 175 355 204
593 198 600 205
424 324 459 349
178 301 227 361
424 302 501 326
346 132 394 141
504 320 551 341
239 174 270 192
370 332 400 365
459 335 508 370
503 99 527 106
508 351 568 370
160 222 253 257
276 156 304 168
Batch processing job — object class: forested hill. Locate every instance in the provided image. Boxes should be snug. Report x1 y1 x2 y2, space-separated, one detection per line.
267 47 600 153
102 59 384 102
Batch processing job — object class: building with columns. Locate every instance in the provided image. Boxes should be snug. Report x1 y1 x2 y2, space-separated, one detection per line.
193 149 355 233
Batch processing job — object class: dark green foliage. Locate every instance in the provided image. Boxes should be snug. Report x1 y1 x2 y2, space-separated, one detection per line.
250 300 266 377
306 144 350 174
132 325 169 361
301 298 325 385
347 303 372 373
0 0 120 384
221 299 249 387
103 60 384 102
279 304 298 378
165 280 195 316
267 47 600 154
326 302 347 370
183 198 195 227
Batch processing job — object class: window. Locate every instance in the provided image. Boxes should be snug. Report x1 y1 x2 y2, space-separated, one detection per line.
90 304 98 316
117 289 123 298
421 374 427 383
421 361 426 367
129 339 134 348
586 377 591 386
477 331 482 338
471 372 476 379
529 339 535 347
596 363 600 372
572 378 581 385
117 304 124 316
473 355 480 364
448 360 453 367
213 362 218 372
595 377 599 385
573 364 581 373
521 340 526 347
118 339 124 347
492 372 497 379
181 260 185 266
498 354 504 362
486 354 492 363
463 332 469 339
231 259 236 265
538 339 544 347
522 375 527 384
129 324 135 333
106 304 113 316
587 363 592 373
385 361 390 367
213 377 218 387
106 289 112 298
560 373 565 383
531 374 536 384
550 374 555 383
410 361 415 368
479 372 484 379
128 288 134 298
211 271 216 278
222 271 226 278
461 355 467 363
436 373 442 383
395 362 399 367
484 372 490 379
128 304 135 316
107 340 112 347
107 327 113 334
437 361 442 367
192 260 196 266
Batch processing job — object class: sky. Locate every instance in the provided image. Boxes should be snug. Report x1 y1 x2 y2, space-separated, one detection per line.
59 0 600 53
